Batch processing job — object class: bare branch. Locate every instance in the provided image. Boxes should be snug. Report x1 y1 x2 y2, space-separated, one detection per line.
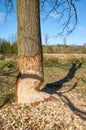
5 0 13 13
0 0 13 13
40 0 78 36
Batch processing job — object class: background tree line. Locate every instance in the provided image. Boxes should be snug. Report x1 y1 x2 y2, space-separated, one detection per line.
0 39 86 54
43 44 86 54
0 40 17 54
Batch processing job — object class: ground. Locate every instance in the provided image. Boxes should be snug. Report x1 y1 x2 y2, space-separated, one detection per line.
0 54 86 130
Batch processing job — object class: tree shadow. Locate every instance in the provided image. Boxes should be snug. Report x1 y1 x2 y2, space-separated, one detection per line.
0 69 17 90
0 69 17 77
0 66 17 108
0 94 14 108
56 92 86 120
41 61 86 120
41 62 82 94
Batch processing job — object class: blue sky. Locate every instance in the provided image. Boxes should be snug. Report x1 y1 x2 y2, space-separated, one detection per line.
0 0 86 45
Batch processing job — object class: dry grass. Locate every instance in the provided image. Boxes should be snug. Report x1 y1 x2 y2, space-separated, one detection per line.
0 54 86 129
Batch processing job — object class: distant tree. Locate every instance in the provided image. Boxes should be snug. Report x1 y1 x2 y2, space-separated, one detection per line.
8 34 17 44
45 34 49 45
83 43 86 47
63 38 67 45
0 41 12 54
12 42 18 54
62 38 67 53
0 38 3 51
0 38 3 45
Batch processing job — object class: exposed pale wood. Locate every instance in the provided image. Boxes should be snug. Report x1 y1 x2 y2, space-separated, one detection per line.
16 55 44 103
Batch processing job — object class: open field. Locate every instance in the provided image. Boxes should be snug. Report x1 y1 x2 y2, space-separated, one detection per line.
0 54 86 129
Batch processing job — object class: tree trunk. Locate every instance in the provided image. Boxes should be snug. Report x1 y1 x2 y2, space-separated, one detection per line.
16 0 48 103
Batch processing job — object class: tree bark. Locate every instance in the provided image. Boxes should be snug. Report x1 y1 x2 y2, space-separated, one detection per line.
16 0 48 103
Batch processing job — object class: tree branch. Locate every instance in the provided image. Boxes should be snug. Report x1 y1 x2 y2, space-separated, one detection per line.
40 0 78 35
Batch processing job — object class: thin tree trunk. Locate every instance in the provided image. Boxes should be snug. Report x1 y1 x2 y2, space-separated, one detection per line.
16 0 48 103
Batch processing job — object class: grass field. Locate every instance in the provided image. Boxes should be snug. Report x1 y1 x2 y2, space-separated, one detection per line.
0 54 86 129
0 54 86 107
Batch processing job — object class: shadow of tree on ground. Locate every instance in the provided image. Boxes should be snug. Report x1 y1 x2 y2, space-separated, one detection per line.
0 94 14 108
41 62 82 94
41 62 86 120
56 92 86 120
0 67 17 108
